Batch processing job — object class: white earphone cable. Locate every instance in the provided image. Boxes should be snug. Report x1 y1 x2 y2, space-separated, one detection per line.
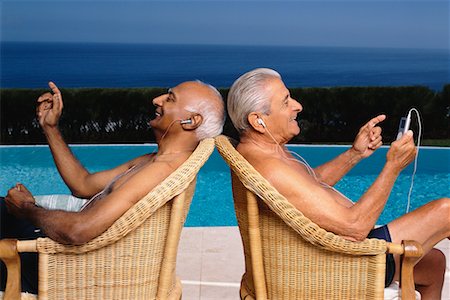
406 108 422 213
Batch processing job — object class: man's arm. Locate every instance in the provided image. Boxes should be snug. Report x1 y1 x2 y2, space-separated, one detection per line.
314 115 385 186
262 130 415 241
5 159 175 245
42 125 149 198
37 82 146 198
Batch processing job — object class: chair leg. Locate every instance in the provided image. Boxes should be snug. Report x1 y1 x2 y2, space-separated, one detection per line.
400 240 423 300
0 239 21 300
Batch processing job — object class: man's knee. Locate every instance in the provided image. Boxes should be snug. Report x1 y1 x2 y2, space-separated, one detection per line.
434 198 450 219
427 248 446 278
437 197 450 209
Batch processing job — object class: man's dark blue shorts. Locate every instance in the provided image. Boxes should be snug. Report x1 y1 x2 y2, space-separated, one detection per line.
367 225 396 287
1 198 45 294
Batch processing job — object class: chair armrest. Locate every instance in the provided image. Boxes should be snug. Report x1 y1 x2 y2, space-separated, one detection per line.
0 239 38 300
387 240 423 300
0 239 21 300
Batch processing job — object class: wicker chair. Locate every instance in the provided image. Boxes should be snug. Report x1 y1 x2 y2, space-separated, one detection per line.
0 138 215 300
215 135 422 300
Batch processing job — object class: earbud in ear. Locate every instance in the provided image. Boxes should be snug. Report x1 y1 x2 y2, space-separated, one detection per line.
257 118 266 128
180 119 192 124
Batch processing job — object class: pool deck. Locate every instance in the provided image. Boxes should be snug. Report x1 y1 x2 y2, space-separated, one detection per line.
177 226 450 300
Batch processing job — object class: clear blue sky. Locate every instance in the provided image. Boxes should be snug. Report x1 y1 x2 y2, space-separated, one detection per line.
1 0 448 49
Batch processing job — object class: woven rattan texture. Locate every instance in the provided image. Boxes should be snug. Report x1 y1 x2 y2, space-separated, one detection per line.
33 138 214 300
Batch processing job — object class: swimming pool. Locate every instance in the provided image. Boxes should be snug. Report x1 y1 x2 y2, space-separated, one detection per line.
1 144 448 226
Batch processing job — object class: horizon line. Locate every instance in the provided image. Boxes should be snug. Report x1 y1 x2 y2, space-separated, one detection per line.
1 40 448 52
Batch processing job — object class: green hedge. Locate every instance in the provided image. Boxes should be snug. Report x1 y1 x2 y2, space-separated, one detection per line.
1 85 449 144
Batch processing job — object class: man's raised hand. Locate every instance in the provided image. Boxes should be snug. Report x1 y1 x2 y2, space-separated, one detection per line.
36 81 64 128
352 114 386 159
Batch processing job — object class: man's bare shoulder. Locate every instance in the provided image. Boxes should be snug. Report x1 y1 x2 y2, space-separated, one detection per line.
237 143 280 166
131 151 192 189
236 143 310 186
128 153 155 167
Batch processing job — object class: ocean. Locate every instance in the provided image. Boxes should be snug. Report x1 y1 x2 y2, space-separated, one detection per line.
1 42 449 90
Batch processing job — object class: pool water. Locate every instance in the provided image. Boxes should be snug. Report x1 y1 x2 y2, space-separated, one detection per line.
1 145 448 226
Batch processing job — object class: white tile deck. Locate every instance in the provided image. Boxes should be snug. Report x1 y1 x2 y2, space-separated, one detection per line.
176 227 243 299
177 226 450 300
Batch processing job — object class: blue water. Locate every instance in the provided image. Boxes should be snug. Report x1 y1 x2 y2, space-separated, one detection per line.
2 42 449 90
0 145 448 226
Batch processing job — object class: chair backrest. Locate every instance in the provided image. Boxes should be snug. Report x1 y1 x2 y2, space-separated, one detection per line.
215 135 387 300
35 138 215 300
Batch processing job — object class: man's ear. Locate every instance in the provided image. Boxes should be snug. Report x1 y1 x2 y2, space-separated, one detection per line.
181 113 203 130
248 112 266 133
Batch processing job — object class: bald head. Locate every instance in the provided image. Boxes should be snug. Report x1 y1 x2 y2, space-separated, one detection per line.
179 80 225 140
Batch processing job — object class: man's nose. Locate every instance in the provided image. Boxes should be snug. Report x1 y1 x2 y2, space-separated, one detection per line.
292 99 303 112
152 94 166 106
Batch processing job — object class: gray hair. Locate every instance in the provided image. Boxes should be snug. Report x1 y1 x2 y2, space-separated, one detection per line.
185 80 225 140
227 68 281 133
